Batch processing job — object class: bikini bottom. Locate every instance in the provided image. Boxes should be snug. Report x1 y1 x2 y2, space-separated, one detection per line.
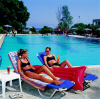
51 63 60 67
24 68 34 73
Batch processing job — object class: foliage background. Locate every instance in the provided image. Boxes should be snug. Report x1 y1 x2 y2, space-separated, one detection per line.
0 0 30 33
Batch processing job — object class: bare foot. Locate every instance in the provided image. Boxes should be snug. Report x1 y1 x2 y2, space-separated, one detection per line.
53 78 59 81
54 80 64 85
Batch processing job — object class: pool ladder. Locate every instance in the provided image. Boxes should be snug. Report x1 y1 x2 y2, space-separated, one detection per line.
0 56 2 67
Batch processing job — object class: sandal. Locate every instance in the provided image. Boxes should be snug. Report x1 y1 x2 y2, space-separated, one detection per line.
15 92 23 98
9 94 18 99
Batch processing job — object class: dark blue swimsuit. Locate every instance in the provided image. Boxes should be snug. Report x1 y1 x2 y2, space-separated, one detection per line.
20 58 34 73
47 56 60 66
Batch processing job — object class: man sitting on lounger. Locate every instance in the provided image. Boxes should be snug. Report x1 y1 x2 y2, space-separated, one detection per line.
43 47 73 71
17 49 64 85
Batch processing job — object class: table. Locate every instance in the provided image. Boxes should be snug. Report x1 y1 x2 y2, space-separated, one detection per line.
0 72 22 98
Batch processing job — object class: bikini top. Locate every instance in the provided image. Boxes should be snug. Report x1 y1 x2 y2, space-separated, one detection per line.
20 58 30 67
47 56 55 62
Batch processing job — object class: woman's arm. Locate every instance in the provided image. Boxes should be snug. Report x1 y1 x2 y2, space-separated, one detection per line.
53 54 60 63
17 60 29 79
53 54 57 61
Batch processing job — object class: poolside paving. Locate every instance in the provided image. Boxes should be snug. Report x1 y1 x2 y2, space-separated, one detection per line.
0 68 100 99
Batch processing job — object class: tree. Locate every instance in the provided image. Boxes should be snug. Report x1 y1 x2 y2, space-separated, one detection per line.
56 6 62 24
71 23 87 35
57 22 65 32
39 26 53 34
71 23 100 36
0 0 30 33
0 26 4 33
61 5 73 30
30 27 36 33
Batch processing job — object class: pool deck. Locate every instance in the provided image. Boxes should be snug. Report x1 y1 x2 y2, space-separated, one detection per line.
68 34 100 40
0 34 100 99
0 65 100 99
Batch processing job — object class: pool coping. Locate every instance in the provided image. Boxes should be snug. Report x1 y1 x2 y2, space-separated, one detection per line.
68 34 100 40
0 65 100 73
75 65 100 70
0 34 5 49
0 33 100 39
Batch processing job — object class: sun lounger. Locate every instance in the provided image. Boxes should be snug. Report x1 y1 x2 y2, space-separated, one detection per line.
37 52 98 90
83 73 98 81
8 51 75 98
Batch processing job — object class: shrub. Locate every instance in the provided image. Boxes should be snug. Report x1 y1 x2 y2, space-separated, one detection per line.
39 26 53 34
0 26 4 33
30 27 36 33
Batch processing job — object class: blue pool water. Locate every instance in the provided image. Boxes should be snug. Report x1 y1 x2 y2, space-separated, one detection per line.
0 35 100 69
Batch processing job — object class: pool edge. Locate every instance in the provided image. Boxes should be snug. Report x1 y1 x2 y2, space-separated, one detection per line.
0 65 100 73
74 65 100 70
0 34 5 49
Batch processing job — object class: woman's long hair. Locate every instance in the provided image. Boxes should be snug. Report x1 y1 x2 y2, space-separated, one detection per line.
17 49 28 57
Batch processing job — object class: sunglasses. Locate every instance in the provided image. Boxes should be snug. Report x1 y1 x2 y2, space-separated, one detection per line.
45 51 49 52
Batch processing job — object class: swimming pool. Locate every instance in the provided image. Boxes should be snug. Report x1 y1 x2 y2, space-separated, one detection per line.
0 35 100 69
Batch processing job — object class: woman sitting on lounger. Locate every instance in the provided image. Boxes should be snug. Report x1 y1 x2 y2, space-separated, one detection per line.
43 47 73 70
17 49 64 85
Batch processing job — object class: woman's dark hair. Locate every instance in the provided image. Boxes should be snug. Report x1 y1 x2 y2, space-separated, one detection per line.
45 47 51 51
17 49 28 57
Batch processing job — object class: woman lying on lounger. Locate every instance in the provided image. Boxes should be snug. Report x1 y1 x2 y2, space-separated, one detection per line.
43 47 73 70
17 49 64 85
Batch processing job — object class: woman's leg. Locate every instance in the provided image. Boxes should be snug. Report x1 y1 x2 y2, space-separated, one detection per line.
25 71 64 85
35 65 58 80
60 60 73 68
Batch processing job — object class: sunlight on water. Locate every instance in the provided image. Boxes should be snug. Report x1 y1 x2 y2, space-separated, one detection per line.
0 35 100 69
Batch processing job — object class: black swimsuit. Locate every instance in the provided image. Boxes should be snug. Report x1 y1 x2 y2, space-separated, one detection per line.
24 68 34 73
47 56 55 62
20 58 34 73
51 63 60 66
47 56 60 67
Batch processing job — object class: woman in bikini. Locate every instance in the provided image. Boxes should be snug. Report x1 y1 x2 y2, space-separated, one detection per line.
17 49 64 85
43 47 73 71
